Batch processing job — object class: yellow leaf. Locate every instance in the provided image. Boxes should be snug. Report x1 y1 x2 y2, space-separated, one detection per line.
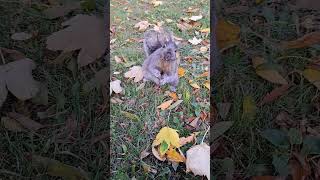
166 147 185 163
178 67 185 77
242 96 256 120
217 18 240 50
303 69 320 90
281 31 320 50
252 57 288 85
157 99 174 110
189 80 200 89
204 81 210 90
169 92 178 101
153 127 180 148
199 28 210 33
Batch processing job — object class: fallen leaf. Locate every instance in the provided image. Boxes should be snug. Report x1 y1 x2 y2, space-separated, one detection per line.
199 28 210 33
212 121 233 141
168 100 183 110
134 21 150 32
217 18 240 50
178 67 185 77
152 126 181 148
252 57 288 85
281 31 320 49
189 80 200 89
186 143 210 179
152 145 166 161
189 117 200 129
166 147 185 162
200 46 208 53
198 71 209 77
0 58 40 107
43 2 81 19
121 111 139 121
179 132 198 146
46 14 106 67
110 80 123 95
157 100 174 110
258 84 290 106
189 14 203 21
8 112 43 131
0 47 26 61
11 32 32 41
185 7 199 13
242 96 257 120
217 103 231 120
124 66 144 82
151 0 163 7
140 148 150 159
177 21 192 31
204 81 210 90
1 117 26 132
114 56 124 63
303 68 320 90
168 92 178 101
188 37 202 45
30 155 89 180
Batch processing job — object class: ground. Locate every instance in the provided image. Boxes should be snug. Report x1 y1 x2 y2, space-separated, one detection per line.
110 0 210 179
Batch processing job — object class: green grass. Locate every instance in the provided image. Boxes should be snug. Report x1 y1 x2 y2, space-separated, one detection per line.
110 0 210 179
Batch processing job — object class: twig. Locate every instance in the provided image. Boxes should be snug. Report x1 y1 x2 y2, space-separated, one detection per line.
200 126 210 144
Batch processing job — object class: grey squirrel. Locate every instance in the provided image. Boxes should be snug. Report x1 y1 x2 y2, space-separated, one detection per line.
142 28 179 92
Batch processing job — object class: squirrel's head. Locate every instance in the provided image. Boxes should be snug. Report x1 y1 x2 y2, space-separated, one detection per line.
161 36 178 62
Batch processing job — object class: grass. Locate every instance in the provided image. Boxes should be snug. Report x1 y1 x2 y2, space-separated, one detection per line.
0 1 109 179
213 0 320 178
110 0 210 179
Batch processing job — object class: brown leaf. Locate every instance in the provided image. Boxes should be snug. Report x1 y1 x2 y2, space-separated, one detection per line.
258 84 290 106
46 14 106 67
281 31 320 49
124 66 144 82
0 58 40 102
179 132 198 146
1 117 26 132
134 21 150 32
157 100 173 110
189 117 200 129
8 112 43 131
140 148 150 159
43 2 81 19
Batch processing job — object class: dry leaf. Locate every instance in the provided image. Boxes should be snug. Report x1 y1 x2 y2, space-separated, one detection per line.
114 56 124 63
140 148 150 159
178 67 185 77
46 14 106 67
0 47 26 61
157 100 174 110
186 143 210 179
252 57 288 85
281 31 320 49
168 92 178 101
152 145 166 161
134 21 150 32
11 32 32 41
179 132 198 146
188 37 202 45
30 155 89 180
43 2 81 19
189 14 203 21
189 80 200 89
200 46 208 53
189 117 200 128
204 81 210 90
151 1 163 7
110 80 122 95
8 112 43 131
152 127 181 148
166 147 185 163
177 21 192 31
1 117 26 132
0 58 40 107
258 84 290 106
217 18 240 50
124 66 143 82
168 100 183 110
199 28 210 33
303 68 320 90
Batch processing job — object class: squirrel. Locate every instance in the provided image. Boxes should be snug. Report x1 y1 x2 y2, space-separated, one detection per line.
142 28 179 92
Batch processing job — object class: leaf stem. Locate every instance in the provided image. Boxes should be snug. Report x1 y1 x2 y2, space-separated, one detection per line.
201 126 210 144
